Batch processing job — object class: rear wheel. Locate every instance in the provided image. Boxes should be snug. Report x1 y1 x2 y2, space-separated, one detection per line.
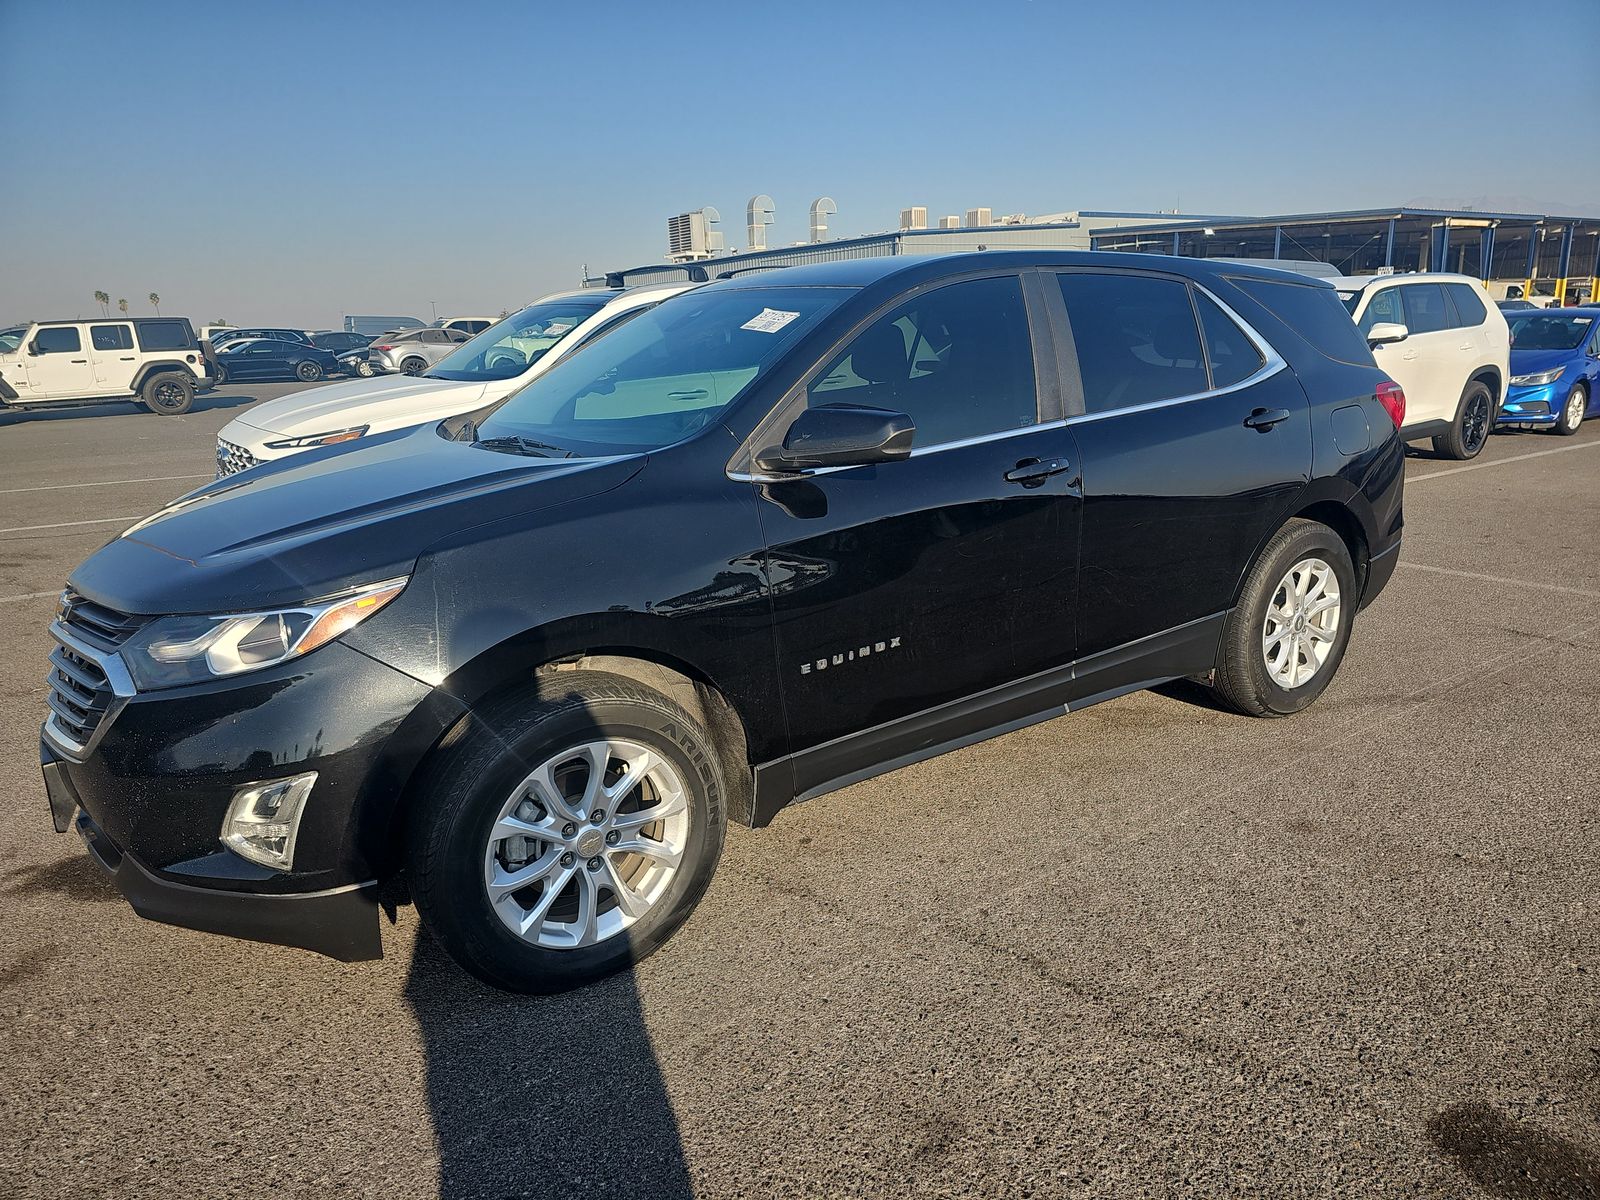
1553 382 1587 435
1211 519 1357 717
406 671 727 993
295 360 324 383
211 365 228 386
354 359 375 377
142 372 194 415
1431 381 1493 460
401 356 428 375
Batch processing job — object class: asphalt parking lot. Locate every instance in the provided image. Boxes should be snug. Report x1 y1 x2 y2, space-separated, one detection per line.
2 385 1598 1199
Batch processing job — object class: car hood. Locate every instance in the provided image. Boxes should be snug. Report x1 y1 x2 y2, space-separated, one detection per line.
1509 347 1579 378
228 374 490 436
68 424 644 616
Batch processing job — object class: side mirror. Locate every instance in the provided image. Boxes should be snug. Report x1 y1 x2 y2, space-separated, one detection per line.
27 340 40 356
755 403 915 473
1367 322 1409 348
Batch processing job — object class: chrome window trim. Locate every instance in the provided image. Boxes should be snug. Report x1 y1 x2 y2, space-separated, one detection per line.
1063 280 1288 427
43 619 135 762
730 420 1068 484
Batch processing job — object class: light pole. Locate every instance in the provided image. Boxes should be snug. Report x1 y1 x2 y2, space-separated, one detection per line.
429 299 438 321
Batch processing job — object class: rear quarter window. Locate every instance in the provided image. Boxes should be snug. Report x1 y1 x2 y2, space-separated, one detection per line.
1229 277 1372 366
136 320 195 351
1445 283 1488 327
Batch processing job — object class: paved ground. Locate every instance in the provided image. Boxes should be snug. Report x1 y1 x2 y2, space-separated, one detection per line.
2 388 1598 1199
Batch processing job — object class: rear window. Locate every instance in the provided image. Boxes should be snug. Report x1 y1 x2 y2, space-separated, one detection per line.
136 320 194 351
91 324 134 350
1445 283 1488 327
1230 277 1371 365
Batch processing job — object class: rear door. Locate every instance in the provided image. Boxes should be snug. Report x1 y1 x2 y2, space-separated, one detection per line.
88 323 138 391
753 271 1082 779
1054 268 1312 680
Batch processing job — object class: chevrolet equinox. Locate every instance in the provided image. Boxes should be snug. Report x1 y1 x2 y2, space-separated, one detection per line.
41 253 1404 992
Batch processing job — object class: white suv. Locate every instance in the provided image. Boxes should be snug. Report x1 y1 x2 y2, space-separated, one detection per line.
214 283 696 475
1333 274 1509 459
0 317 213 415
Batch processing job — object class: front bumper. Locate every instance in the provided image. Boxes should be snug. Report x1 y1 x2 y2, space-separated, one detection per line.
39 640 455 961
1497 384 1557 425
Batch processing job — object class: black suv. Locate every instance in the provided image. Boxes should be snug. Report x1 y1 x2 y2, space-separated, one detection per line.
40 253 1404 992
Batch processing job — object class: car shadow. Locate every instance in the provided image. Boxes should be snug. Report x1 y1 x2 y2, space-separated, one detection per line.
402 686 695 1200
0 391 260 426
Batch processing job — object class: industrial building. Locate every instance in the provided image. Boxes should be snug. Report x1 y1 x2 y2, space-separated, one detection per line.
605 200 1600 305
1090 207 1600 304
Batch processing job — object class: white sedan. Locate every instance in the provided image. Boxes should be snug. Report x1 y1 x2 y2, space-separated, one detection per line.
214 283 696 476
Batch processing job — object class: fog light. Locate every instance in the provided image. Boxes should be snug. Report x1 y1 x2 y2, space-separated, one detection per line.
221 773 316 870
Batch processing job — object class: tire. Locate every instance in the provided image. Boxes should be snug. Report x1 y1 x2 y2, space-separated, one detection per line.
295 360 323 383
355 360 375 377
211 365 228 386
1553 382 1587 436
141 372 194 415
1211 519 1358 718
406 670 727 993
400 356 428 376
1431 380 1494 460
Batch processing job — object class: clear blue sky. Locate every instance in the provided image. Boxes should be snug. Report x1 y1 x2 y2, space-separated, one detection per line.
3 0 1596 328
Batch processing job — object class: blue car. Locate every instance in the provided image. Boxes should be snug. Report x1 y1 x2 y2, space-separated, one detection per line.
1498 308 1600 435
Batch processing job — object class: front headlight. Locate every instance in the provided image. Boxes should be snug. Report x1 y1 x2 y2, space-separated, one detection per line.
120 576 407 690
1511 367 1565 387
264 424 368 450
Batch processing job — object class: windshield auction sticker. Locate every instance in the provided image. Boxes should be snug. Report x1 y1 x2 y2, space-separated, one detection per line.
741 308 800 334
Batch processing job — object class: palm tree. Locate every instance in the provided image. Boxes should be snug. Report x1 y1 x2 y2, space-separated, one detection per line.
118 298 128 316
148 292 161 315
93 290 110 317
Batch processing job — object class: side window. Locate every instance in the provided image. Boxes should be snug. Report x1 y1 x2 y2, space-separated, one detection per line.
447 329 472 342
35 327 82 354
1194 292 1265 389
1400 284 1450 335
571 306 649 353
1358 288 1405 334
807 275 1036 446
90 324 134 351
1445 283 1488 327
136 320 193 351
1057 272 1206 411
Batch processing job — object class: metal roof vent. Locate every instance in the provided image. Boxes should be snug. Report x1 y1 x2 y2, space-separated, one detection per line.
900 206 928 231
747 195 775 251
810 197 837 243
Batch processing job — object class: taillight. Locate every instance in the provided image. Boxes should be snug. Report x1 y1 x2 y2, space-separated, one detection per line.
1376 381 1405 429
373 344 392 352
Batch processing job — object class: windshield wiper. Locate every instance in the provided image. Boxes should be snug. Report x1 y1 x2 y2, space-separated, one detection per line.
474 434 575 459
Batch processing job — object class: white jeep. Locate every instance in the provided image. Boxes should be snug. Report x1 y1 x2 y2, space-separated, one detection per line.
0 317 214 415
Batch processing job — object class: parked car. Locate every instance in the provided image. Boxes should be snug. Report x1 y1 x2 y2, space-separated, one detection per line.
344 314 425 337
430 316 498 336
42 253 1403 991
214 284 695 473
1496 299 1537 312
309 331 374 354
212 338 339 384
211 326 313 349
369 326 474 374
1497 307 1600 435
337 346 378 377
199 324 238 344
0 317 212 414
1333 273 1509 459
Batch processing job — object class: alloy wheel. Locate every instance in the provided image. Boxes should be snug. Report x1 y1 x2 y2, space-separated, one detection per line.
1463 392 1490 453
483 738 689 950
1261 557 1341 689
151 382 185 411
1566 388 1586 430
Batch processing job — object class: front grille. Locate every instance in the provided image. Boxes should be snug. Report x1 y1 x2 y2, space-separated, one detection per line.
216 437 258 477
44 592 145 755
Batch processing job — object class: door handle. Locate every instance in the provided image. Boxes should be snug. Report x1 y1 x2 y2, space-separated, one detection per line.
119 356 135 361
1004 456 1073 486
1243 407 1291 431
1402 350 1419 360
70 359 87 364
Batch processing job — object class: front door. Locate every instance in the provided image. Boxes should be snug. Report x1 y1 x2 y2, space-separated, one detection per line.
1053 269 1312 679
753 272 1081 791
1373 282 1458 426
24 326 96 397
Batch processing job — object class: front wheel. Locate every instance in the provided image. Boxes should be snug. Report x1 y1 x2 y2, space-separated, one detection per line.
1211 519 1358 718
407 671 727 993
1431 381 1494 460
354 359 375 377
1553 382 1587 435
295 360 323 382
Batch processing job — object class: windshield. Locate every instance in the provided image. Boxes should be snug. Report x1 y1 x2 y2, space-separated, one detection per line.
426 296 612 382
1508 313 1593 350
473 286 848 456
